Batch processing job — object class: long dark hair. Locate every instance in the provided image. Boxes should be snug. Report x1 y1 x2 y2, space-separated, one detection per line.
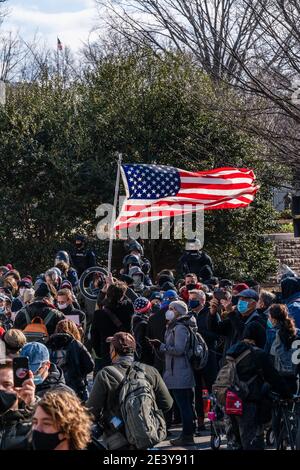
269 303 297 347
105 282 127 309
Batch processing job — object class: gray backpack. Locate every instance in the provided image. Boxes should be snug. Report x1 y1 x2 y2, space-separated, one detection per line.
186 326 208 370
110 363 167 449
270 331 298 377
212 348 257 406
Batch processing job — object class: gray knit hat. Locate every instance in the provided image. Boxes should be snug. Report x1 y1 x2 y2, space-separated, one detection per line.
169 300 188 316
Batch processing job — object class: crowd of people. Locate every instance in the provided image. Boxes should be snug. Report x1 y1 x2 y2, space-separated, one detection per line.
0 236 300 451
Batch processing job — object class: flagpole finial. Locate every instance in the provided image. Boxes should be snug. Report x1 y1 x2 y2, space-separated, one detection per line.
57 37 63 51
117 152 123 165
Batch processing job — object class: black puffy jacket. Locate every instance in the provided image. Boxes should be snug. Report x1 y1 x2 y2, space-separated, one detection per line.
47 333 94 395
0 406 32 450
177 250 214 280
35 362 74 398
208 309 267 366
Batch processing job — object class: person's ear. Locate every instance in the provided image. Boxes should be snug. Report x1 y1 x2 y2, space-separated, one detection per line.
45 361 51 370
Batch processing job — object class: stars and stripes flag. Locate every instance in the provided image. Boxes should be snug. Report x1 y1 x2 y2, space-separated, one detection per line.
114 164 259 231
57 38 63 51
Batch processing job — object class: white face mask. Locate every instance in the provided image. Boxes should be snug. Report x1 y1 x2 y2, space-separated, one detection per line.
165 310 175 321
19 288 26 297
58 302 68 310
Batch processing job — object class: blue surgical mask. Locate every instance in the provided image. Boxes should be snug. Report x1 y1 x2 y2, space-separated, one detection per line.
237 300 249 314
189 300 200 309
267 319 273 329
33 374 44 386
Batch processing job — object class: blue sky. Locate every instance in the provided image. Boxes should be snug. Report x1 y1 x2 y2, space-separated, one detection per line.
4 0 99 50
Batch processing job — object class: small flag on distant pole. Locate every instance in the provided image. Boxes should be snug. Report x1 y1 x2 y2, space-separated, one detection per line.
57 37 63 51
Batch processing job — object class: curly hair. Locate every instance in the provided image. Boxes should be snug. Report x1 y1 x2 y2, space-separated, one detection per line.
55 319 81 342
36 390 93 450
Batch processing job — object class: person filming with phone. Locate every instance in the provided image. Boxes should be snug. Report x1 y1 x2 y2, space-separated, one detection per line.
208 288 267 366
0 358 37 449
19 342 73 398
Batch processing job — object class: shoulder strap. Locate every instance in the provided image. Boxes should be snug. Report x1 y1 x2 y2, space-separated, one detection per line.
24 308 31 325
133 361 146 373
108 365 127 383
234 348 252 365
132 362 153 384
104 307 124 329
108 365 134 399
44 310 56 326
238 346 259 385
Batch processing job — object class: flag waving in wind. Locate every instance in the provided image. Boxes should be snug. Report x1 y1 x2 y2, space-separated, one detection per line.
114 164 259 231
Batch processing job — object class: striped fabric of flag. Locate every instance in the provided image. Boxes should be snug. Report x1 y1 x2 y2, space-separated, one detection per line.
114 164 259 230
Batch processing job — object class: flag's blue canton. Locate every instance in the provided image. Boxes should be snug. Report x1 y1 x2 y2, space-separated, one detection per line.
122 164 180 200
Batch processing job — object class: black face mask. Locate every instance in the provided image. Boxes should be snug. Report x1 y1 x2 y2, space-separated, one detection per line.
0 390 17 415
186 283 196 291
32 430 66 450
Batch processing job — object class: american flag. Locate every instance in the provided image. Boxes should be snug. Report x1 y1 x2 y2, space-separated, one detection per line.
114 164 259 230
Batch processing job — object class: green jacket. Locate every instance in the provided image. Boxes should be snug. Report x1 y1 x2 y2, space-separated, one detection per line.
87 356 173 422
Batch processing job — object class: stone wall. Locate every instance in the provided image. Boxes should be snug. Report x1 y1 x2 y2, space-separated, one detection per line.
274 239 300 275
265 234 300 285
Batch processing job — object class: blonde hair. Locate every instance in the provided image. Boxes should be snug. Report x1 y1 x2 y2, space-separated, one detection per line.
55 319 81 342
57 288 73 302
36 390 93 450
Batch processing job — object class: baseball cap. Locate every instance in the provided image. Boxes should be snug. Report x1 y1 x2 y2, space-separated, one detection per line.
106 332 136 354
233 283 249 294
150 291 163 301
60 280 73 291
18 278 33 289
237 289 259 301
163 289 178 300
20 342 50 374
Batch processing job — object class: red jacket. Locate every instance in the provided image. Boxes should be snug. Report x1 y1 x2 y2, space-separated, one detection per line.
180 283 203 303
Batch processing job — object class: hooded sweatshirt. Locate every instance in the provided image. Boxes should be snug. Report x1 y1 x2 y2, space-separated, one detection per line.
35 363 74 398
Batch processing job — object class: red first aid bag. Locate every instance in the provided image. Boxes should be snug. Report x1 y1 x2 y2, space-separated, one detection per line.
225 390 243 415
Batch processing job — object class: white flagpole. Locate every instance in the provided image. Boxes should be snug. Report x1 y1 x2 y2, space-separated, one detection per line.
107 153 122 274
